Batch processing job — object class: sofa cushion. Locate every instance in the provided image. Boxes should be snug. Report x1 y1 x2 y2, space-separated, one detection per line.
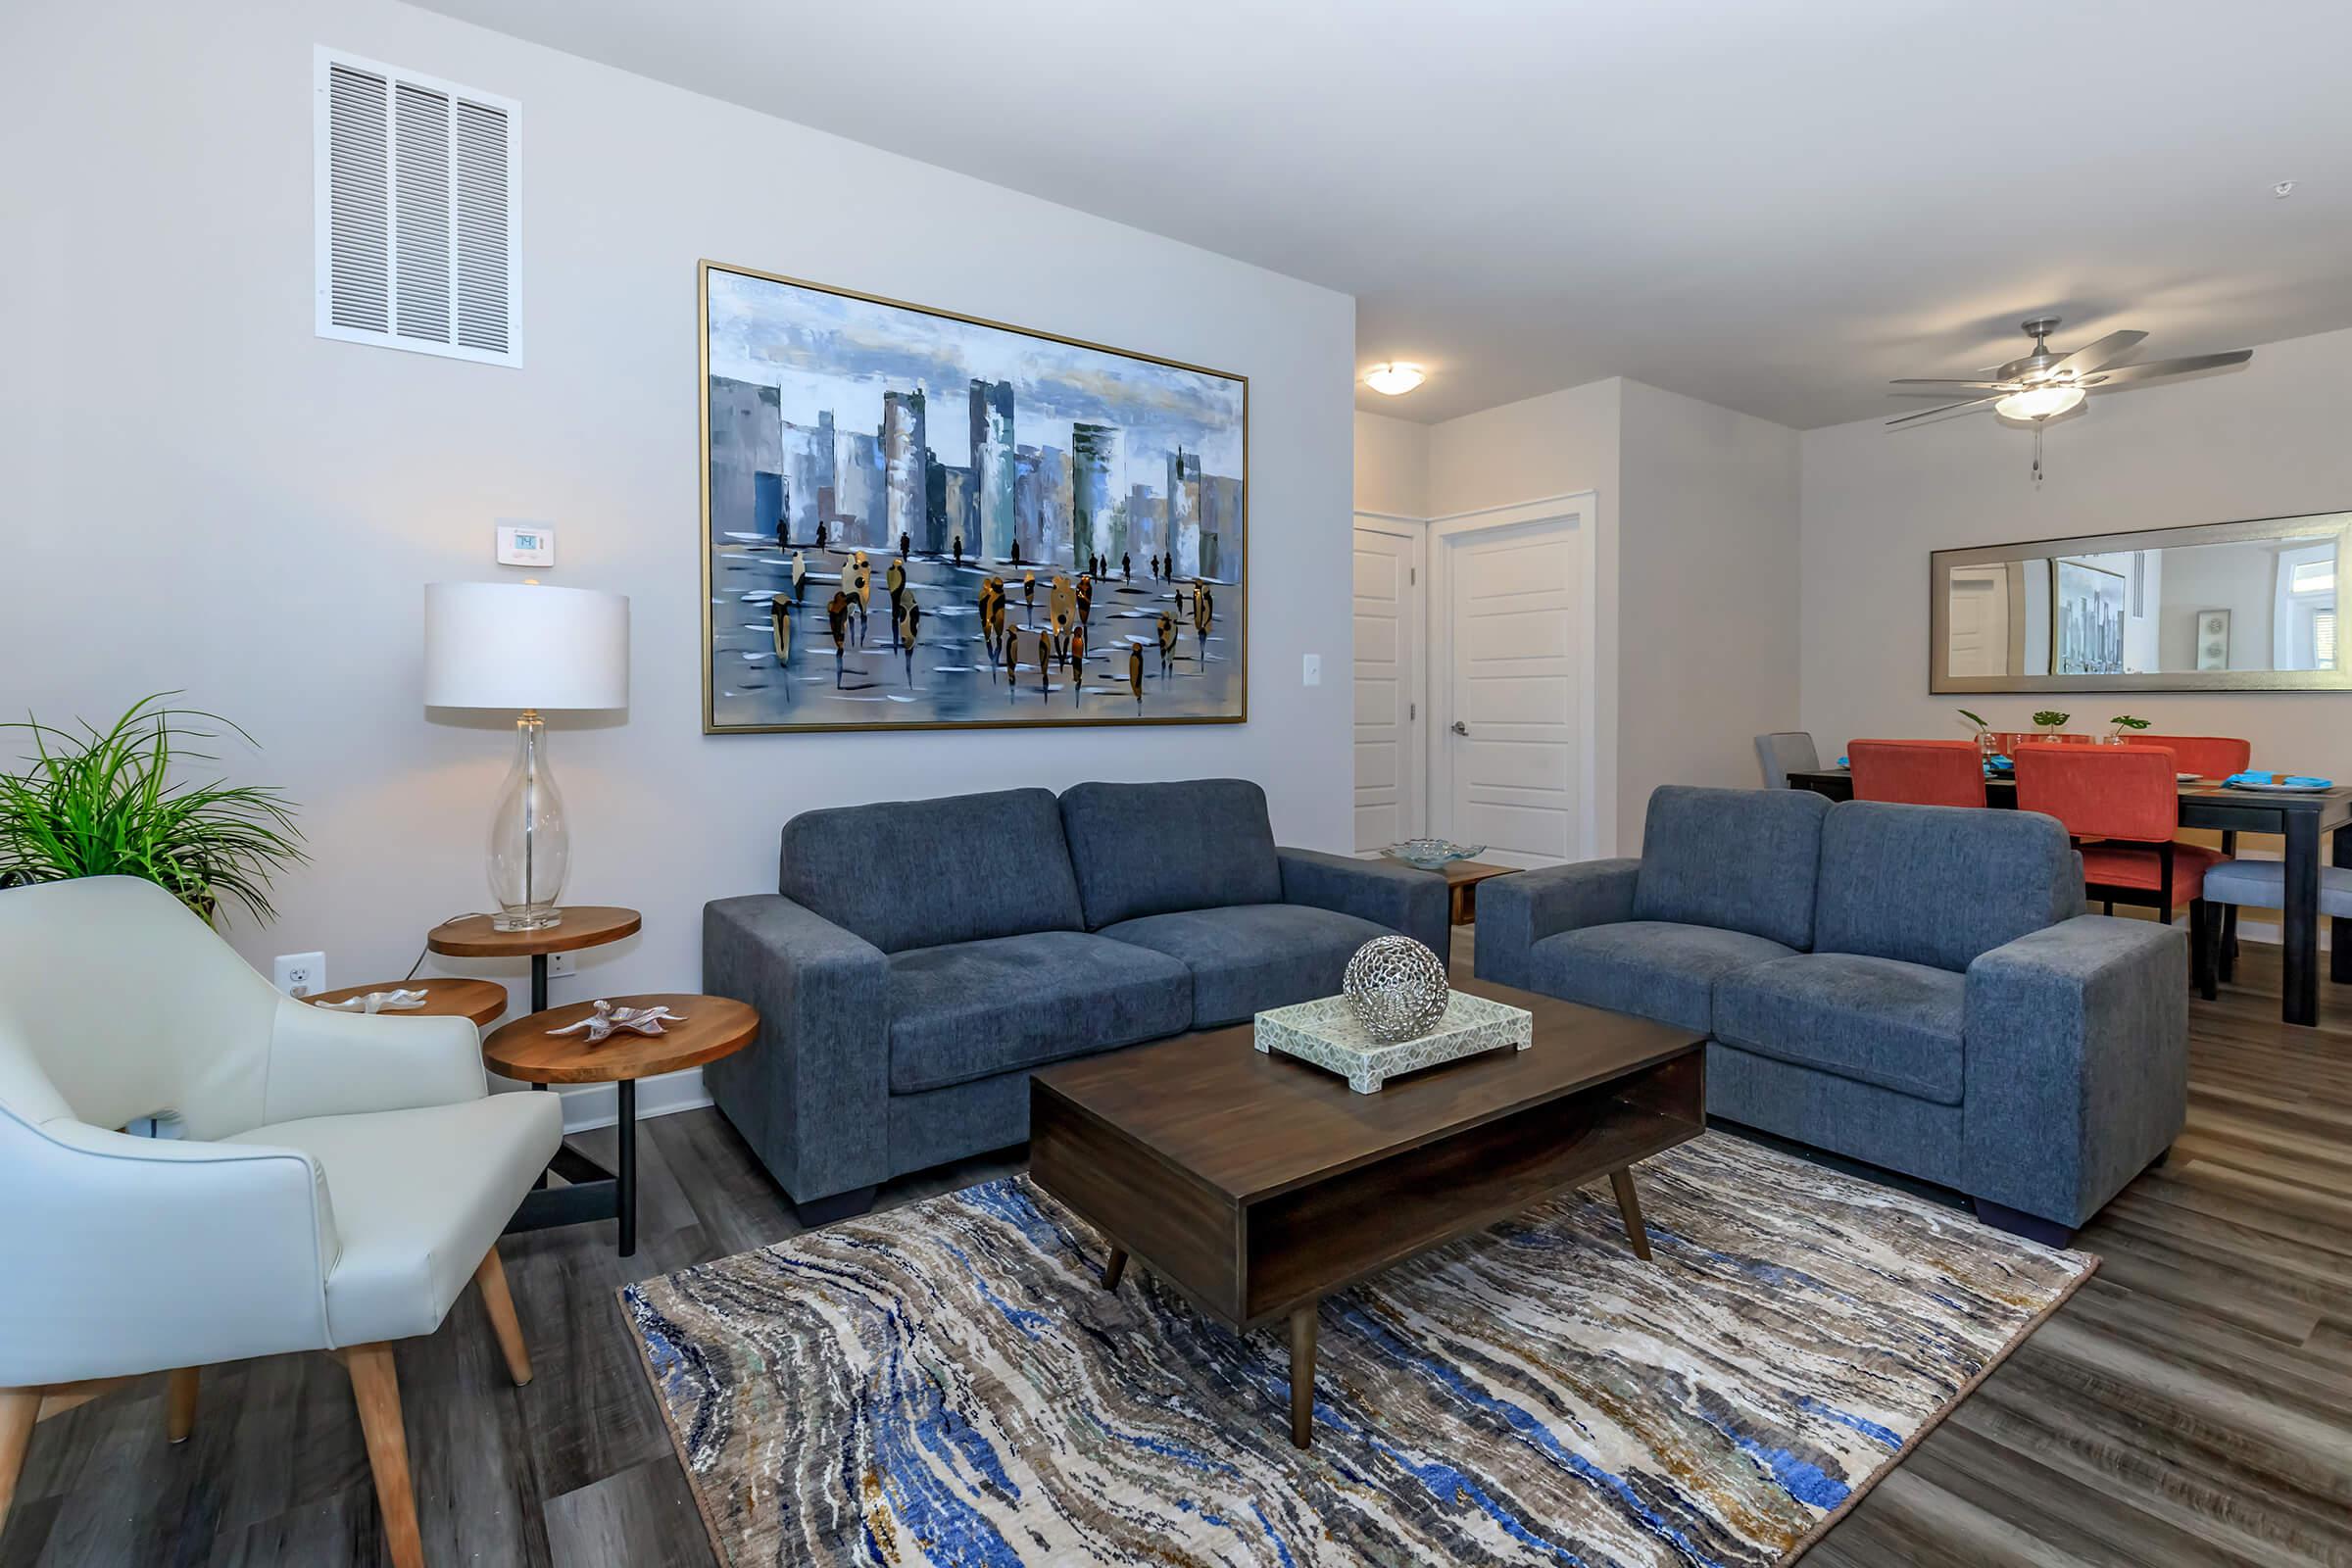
781 787 1084 955
1713 953 1967 1105
1813 802 2077 973
885 931 1193 1094
1099 903 1390 1027
1632 785 1829 951
1059 779 1283 929
1525 921 1793 1036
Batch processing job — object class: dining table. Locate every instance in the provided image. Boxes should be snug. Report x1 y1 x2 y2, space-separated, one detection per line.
1788 766 2352 1027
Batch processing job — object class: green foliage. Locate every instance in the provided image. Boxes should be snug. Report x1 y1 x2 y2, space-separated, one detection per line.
2108 714 2152 730
0 693 306 925
1956 708 1990 733
2032 710 2071 728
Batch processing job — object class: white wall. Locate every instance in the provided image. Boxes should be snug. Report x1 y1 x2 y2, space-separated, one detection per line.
1801 323 2352 786
1353 411 1429 518
0 0 1358 1115
1616 380 1801 849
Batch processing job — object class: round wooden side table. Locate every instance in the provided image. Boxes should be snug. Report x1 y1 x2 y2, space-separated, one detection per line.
482 994 757 1256
304 978 510 1029
426 906 642 1012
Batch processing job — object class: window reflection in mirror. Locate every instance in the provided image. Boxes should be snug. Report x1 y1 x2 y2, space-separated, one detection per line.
1931 513 2352 693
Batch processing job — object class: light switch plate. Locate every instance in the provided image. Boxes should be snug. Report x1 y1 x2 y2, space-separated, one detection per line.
496 522 556 567
1301 654 1322 687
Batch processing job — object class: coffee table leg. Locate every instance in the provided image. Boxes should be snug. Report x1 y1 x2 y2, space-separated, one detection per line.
1289 1304 1317 1449
1609 1168 1652 1261
616 1080 637 1257
1102 1247 1127 1291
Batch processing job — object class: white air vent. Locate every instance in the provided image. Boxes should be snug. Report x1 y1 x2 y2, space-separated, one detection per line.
315 48 521 366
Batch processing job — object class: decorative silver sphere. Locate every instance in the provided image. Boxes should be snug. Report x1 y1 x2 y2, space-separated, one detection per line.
1343 935 1450 1044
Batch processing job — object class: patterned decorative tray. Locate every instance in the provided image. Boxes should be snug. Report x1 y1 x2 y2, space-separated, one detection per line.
1254 990 1533 1094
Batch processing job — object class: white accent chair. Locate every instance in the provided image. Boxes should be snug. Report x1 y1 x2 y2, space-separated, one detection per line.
0 877 562 1568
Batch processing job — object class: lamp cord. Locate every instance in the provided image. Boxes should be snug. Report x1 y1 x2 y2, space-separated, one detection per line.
405 911 492 982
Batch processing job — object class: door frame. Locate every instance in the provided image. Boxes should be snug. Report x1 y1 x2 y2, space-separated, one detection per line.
1427 492 1602 864
1352 512 1430 844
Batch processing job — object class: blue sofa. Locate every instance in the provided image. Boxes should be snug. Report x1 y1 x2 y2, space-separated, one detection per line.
1475 785 2187 1244
704 778 1449 1220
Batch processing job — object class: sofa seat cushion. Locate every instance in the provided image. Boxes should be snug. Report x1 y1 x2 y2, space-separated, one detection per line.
1525 921 1792 1035
1100 904 1392 1027
886 931 1193 1094
1713 953 1966 1105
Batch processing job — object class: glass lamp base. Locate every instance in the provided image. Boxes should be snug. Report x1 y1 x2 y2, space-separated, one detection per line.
491 905 564 932
486 711 572 930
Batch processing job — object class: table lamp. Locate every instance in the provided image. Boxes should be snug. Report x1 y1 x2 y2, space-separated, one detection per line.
424 581 629 930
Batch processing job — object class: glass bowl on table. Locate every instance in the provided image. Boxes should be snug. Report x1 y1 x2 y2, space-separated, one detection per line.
1381 838 1488 871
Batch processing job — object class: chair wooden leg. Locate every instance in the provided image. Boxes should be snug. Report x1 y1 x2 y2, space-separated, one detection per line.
2189 900 2218 1001
166 1368 199 1445
2221 906 2239 980
339 1346 424 1568
0 1388 38 1538
474 1249 531 1388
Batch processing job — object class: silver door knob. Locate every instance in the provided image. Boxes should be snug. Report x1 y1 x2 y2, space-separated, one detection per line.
1450 720 1469 736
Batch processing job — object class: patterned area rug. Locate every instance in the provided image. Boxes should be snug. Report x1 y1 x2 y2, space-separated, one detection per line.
621 1134 2092 1566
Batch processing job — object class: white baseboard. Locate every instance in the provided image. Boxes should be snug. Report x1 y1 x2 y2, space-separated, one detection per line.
492 1066 712 1134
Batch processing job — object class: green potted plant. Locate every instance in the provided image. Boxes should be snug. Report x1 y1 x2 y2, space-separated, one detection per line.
1957 707 1997 761
0 693 306 924
2032 710 2072 739
2108 713 2152 744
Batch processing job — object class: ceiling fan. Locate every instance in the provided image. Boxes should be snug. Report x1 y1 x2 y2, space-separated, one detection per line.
1886 317 2253 478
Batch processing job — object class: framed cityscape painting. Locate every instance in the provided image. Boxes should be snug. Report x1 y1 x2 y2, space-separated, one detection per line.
699 260 1249 734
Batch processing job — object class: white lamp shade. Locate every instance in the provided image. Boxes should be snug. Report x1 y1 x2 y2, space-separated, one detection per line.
423 582 630 710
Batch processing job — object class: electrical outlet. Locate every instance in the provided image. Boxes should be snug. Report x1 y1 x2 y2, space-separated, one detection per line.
273 952 326 997
547 952 576 978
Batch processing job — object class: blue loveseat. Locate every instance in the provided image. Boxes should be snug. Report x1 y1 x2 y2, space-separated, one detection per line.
704 778 1449 1220
1475 785 2187 1244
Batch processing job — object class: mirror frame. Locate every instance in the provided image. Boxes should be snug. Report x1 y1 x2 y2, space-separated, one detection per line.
1929 510 2352 694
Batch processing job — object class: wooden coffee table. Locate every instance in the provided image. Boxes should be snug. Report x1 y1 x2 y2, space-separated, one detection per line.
1029 977 1703 1448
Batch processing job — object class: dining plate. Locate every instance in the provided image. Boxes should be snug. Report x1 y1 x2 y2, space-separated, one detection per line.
2177 773 2201 782
2226 779 2333 793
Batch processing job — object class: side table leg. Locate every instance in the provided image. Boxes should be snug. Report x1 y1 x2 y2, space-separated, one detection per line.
1102 1247 1127 1291
1288 1304 1317 1449
616 1079 638 1257
1610 1168 1653 1261
528 956 551 1091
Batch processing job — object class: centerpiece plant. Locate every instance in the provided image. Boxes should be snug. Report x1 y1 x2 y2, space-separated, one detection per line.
0 693 305 925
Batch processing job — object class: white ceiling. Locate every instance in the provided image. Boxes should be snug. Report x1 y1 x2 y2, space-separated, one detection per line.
416 0 2352 429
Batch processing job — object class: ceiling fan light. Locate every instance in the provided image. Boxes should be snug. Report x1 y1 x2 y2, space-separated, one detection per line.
1993 384 2086 422
1363 363 1426 396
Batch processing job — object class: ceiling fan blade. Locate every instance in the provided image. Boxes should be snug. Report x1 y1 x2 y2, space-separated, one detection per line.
2053 329 2148 376
1889 378 2022 391
1886 396 1999 426
2081 349 2254 387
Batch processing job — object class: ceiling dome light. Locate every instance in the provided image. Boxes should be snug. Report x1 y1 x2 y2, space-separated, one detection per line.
1363 363 1426 396
1993 383 2086 422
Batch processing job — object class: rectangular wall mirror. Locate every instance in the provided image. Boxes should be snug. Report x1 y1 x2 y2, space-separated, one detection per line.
1931 510 2352 693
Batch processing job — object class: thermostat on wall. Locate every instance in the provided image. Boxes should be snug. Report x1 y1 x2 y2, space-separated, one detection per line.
496 523 556 567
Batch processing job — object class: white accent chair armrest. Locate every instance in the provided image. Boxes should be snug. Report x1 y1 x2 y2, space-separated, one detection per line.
262 997 488 1124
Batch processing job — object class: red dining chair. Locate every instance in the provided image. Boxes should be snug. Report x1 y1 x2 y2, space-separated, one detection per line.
1847 739 1986 808
2123 734 2254 970
2013 743 2221 997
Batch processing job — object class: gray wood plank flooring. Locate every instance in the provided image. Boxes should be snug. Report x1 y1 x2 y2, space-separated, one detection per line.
4 941 2344 1566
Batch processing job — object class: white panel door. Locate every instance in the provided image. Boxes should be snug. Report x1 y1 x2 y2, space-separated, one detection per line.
1432 516 1583 867
1946 564 2010 676
1352 520 1424 851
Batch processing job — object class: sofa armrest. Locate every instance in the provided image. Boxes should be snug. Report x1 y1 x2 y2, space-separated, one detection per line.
1963 914 2187 1229
1472 858 1641 990
702 895 890 1204
1277 848 1449 956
